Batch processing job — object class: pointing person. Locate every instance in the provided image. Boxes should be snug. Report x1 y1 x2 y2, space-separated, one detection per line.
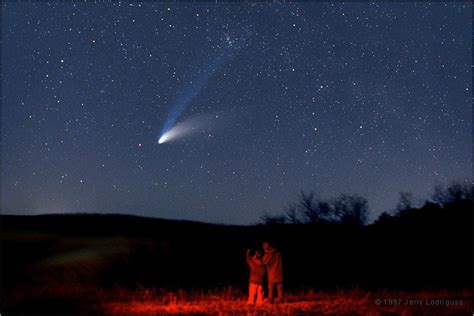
246 248 265 305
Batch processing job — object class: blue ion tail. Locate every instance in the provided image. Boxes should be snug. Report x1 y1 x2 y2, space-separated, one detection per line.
159 43 242 143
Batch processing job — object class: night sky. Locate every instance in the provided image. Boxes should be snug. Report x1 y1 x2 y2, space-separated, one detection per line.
2 2 471 224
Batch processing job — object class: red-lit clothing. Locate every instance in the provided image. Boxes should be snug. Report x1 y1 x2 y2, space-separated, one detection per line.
246 252 265 285
262 248 283 283
247 283 264 305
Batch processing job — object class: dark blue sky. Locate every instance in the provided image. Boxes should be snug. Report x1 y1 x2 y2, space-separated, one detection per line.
2 2 471 224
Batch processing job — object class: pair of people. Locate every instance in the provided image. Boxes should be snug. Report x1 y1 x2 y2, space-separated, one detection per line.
246 241 283 305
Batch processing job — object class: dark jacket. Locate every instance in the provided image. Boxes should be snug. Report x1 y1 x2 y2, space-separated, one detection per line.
246 252 265 285
262 248 283 283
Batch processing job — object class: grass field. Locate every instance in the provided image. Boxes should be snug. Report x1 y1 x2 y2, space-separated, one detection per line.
98 287 472 315
3 282 472 315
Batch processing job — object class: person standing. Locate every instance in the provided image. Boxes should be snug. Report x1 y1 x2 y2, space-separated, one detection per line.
262 241 283 303
245 248 265 305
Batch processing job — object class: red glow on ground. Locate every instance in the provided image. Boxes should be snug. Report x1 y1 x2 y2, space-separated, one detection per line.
99 288 473 315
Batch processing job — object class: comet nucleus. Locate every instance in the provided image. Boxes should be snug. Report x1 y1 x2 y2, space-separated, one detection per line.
158 134 168 144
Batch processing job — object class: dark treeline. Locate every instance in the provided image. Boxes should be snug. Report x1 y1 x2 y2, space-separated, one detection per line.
1 181 472 313
261 192 369 225
261 180 472 226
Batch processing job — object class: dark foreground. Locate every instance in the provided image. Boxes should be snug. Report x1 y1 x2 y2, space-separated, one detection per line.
1 207 472 315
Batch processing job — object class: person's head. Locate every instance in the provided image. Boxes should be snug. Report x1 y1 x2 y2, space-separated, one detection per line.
254 249 263 258
262 241 275 252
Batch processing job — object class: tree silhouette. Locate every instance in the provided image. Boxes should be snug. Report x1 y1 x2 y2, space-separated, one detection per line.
334 194 368 225
298 191 335 224
396 191 414 213
265 191 369 225
431 180 473 206
260 212 287 225
284 204 301 224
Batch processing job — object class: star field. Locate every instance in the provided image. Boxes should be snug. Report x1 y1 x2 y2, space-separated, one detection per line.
2 2 471 224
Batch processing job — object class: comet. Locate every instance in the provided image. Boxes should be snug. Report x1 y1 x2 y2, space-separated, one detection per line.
158 31 249 144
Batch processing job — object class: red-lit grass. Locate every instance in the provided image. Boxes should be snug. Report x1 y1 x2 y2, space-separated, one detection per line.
3 281 472 315
99 287 472 315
